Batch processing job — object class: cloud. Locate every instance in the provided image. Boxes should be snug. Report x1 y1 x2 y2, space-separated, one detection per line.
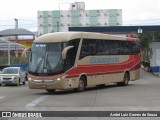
1 0 160 31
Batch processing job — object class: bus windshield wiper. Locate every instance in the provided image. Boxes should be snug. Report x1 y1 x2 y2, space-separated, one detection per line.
43 53 52 73
35 55 45 73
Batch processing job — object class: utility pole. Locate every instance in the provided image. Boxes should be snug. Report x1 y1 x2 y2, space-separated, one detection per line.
14 18 18 29
57 21 59 32
14 18 18 41
8 42 11 66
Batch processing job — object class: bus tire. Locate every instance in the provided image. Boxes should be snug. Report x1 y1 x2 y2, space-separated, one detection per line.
46 89 55 93
76 77 86 92
96 84 106 87
117 72 129 86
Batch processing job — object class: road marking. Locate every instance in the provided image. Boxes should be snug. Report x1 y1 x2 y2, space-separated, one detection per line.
0 96 5 100
25 96 47 107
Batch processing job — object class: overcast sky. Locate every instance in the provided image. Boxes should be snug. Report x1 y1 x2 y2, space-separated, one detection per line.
0 0 160 31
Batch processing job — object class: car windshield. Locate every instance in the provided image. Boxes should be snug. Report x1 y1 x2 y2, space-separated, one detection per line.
2 68 18 74
28 42 66 76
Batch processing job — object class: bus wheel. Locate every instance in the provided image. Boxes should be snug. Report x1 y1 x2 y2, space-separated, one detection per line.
96 84 106 87
76 77 86 92
46 89 55 93
117 73 129 86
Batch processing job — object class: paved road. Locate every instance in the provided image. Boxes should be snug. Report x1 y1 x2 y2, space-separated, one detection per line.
0 69 160 120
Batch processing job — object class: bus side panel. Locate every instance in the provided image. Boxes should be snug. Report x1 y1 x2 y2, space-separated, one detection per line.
130 69 140 81
129 53 141 81
66 54 140 86
112 72 124 83
66 56 129 86
87 74 113 86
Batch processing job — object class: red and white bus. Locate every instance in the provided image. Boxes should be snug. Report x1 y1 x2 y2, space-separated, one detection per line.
27 32 140 92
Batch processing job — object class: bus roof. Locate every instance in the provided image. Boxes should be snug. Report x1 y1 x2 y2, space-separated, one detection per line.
34 32 138 43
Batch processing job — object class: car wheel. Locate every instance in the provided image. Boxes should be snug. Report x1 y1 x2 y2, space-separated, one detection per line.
17 79 20 86
1 83 5 86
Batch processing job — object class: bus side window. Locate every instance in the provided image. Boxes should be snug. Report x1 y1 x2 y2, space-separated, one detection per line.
121 41 130 55
96 40 104 55
80 39 96 59
80 39 91 59
103 41 110 55
131 41 140 54
65 39 80 70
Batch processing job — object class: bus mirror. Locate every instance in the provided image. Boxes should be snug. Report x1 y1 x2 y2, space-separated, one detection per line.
21 47 31 58
62 46 74 60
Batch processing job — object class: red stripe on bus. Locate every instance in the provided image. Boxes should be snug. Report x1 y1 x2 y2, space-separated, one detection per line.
66 61 140 78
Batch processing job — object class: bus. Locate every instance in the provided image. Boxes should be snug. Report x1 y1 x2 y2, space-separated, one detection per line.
27 32 140 92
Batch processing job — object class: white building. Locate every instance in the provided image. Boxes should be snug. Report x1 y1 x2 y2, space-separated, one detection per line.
38 2 122 35
150 42 160 74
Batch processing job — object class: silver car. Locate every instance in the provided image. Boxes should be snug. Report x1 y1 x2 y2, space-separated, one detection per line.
0 67 26 86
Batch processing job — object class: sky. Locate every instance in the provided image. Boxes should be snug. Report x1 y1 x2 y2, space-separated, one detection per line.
0 0 160 31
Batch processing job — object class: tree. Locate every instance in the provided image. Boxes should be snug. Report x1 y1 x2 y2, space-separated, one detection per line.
139 32 160 68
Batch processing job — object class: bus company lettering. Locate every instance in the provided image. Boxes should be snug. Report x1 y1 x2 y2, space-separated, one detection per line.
90 57 120 64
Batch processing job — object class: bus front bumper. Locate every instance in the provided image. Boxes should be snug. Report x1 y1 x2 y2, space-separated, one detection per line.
28 77 77 90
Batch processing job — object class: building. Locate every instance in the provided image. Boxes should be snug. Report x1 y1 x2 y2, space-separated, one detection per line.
38 2 122 35
0 28 35 48
0 28 34 66
150 42 160 74
69 25 160 37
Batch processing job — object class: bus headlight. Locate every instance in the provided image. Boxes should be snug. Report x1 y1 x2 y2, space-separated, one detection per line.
56 75 66 81
28 77 33 81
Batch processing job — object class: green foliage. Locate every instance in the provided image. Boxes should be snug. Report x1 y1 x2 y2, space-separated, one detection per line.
139 32 160 51
141 60 150 68
139 32 160 68
0 57 28 65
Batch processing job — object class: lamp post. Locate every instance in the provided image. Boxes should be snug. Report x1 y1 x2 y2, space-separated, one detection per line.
138 27 142 34
138 27 143 70
14 18 18 29
57 21 59 32
7 42 11 66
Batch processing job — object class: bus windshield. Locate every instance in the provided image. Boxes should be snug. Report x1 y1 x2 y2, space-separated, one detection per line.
29 42 66 76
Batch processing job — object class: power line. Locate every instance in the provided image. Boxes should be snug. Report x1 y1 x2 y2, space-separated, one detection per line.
18 19 37 23
0 25 14 27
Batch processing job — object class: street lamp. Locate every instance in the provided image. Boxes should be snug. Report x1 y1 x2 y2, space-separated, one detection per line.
137 27 143 71
138 27 142 34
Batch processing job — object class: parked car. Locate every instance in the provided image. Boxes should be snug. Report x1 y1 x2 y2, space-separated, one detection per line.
0 67 27 86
